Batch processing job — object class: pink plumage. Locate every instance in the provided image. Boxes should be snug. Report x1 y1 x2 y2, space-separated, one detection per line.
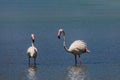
58 29 90 65
27 34 37 65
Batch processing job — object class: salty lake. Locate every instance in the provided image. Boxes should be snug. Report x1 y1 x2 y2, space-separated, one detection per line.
0 0 120 80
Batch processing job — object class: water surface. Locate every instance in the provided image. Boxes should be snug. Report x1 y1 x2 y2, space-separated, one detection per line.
0 0 120 80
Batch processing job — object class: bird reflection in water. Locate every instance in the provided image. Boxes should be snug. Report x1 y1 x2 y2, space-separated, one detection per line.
27 65 37 80
66 65 87 80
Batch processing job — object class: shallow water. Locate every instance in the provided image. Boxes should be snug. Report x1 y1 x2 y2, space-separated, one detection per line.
0 0 120 80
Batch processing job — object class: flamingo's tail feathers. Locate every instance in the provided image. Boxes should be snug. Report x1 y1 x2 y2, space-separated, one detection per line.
86 48 90 53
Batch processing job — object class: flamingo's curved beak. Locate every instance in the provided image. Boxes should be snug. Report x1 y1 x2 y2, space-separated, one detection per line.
31 34 35 43
58 35 60 39
58 31 61 39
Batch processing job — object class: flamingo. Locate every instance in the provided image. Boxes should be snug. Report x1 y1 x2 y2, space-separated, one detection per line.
27 34 37 65
58 29 90 65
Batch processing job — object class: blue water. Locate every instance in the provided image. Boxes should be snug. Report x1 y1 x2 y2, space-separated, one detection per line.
0 0 120 80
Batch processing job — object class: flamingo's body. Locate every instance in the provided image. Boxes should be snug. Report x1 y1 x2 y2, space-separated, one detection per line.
27 34 37 65
58 29 90 65
69 40 88 55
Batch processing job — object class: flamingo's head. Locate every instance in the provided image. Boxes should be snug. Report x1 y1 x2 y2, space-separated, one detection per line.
58 29 64 39
31 34 35 43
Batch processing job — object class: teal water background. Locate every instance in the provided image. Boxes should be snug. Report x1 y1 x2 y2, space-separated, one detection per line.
0 0 120 80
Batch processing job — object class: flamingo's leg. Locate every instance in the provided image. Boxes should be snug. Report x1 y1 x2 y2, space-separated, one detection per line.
79 55 82 65
75 55 77 65
28 57 30 65
34 58 36 66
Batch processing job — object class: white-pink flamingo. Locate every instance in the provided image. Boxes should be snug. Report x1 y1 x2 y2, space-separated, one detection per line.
58 29 90 65
27 34 37 65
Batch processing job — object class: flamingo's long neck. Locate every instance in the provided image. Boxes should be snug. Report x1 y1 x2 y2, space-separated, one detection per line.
31 37 35 47
62 31 71 53
32 43 34 47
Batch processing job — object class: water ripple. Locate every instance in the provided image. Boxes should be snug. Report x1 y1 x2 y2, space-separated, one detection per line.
66 66 87 80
